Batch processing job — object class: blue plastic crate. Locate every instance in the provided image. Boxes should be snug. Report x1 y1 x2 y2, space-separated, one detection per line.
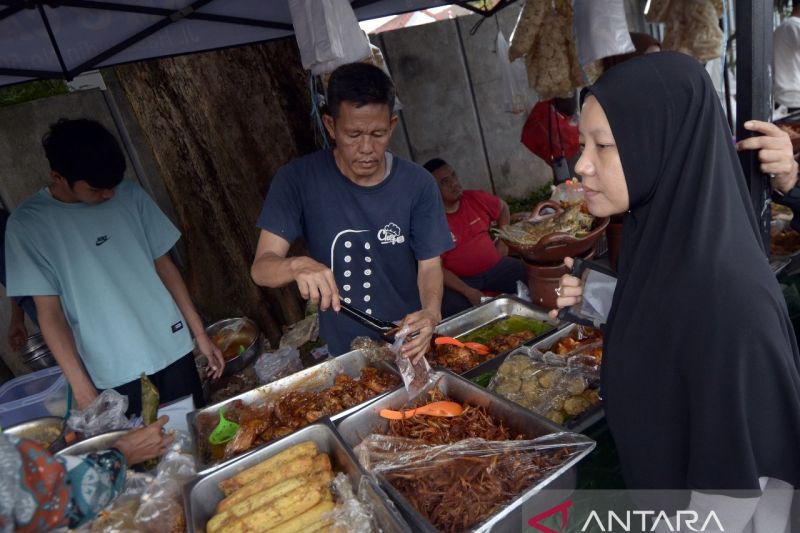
0 366 67 428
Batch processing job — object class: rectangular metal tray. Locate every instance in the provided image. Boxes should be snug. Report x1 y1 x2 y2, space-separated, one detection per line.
187 349 400 474
435 295 562 379
474 324 605 434
183 419 412 533
335 370 595 533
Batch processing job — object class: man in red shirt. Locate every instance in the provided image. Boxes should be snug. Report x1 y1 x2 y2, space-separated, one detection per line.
424 159 528 317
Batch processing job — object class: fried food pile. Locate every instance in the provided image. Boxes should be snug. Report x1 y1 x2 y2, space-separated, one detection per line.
200 368 399 464
486 330 536 353
771 228 800 257
208 442 336 533
495 203 594 248
428 343 495 374
387 446 572 533
363 391 576 532
491 354 600 425
550 326 603 361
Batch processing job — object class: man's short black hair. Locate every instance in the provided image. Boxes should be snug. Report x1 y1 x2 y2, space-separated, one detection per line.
326 63 396 119
42 118 126 189
423 158 448 174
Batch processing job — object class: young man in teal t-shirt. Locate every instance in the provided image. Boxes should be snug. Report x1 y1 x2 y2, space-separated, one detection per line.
5 119 225 416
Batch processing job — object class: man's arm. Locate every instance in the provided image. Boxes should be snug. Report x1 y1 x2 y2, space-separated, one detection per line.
8 299 27 352
494 199 511 256
400 257 444 363
251 229 341 312
35 295 98 409
154 254 225 379
443 268 483 306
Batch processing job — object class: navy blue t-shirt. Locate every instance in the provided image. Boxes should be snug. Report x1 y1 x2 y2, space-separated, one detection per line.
257 149 453 355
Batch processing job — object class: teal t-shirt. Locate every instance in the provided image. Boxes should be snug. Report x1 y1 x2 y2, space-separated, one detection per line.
5 180 193 389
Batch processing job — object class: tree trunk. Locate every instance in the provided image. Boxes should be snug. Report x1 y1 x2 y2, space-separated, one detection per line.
114 38 315 346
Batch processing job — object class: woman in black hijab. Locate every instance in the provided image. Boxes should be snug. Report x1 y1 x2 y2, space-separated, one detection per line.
554 51 800 527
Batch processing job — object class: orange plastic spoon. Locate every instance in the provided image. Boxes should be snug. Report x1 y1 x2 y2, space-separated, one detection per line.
434 336 465 347
464 342 491 355
379 401 463 420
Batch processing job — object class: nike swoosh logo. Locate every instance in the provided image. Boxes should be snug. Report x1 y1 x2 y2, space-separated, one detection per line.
96 236 109 246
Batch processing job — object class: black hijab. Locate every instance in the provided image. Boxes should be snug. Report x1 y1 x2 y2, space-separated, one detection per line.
588 52 800 492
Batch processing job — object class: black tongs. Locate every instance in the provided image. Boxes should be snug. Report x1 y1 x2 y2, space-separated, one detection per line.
339 302 400 343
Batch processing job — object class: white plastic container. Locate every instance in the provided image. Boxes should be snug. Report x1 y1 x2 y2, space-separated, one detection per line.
0 366 67 428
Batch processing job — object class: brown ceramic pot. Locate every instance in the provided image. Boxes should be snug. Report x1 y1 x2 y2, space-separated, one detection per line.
525 246 596 309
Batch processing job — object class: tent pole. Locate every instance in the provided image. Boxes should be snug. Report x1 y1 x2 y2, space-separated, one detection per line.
735 0 773 252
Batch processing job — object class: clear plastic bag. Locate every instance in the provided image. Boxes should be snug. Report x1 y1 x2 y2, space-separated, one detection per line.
573 0 634 66
329 472 374 533
254 347 303 385
488 352 600 426
497 30 533 114
288 0 372 75
67 389 134 437
549 178 585 204
390 326 437 401
279 314 319 349
354 434 593 532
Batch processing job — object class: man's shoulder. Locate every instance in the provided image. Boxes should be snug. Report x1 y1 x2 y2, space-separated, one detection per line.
279 149 330 176
393 155 437 186
777 17 800 35
9 190 50 227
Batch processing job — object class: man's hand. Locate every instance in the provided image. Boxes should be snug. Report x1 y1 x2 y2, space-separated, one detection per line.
195 332 225 380
400 308 441 364
290 256 341 312
112 415 174 466
736 120 799 194
463 287 484 307
8 318 27 352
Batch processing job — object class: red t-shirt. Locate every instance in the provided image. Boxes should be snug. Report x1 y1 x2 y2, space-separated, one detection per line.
441 190 503 277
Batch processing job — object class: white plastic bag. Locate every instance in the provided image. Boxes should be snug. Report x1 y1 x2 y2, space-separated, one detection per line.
573 0 634 66
288 0 372 75
254 347 303 385
496 30 533 114
67 389 134 437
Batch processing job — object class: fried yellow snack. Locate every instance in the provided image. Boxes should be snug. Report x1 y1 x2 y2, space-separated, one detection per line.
267 500 336 533
216 486 324 533
218 442 318 494
217 462 333 513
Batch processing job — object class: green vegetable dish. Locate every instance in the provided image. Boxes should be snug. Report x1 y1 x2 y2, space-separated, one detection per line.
457 315 554 346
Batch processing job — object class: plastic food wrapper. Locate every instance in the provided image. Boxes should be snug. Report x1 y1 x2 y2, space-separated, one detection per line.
488 351 600 426
549 178 585 205
328 472 374 533
67 389 134 437
279 314 320 349
351 336 395 365
353 434 593 531
557 258 617 328
573 0 634 65
390 326 437 401
254 346 303 385
497 30 533 114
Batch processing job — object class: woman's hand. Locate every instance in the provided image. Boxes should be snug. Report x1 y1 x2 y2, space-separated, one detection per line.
736 120 799 194
112 415 174 466
548 257 583 318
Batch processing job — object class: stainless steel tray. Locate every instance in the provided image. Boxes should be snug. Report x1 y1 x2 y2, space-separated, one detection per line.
5 415 67 452
479 324 605 434
435 295 561 380
187 349 400 474
335 370 595 533
56 429 128 456
183 419 411 533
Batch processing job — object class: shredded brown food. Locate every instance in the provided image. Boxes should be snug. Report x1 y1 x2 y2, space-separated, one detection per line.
426 331 535 375
378 391 571 532
199 367 398 464
386 448 570 533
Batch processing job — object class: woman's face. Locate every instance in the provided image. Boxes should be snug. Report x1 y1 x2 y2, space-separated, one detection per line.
575 96 630 217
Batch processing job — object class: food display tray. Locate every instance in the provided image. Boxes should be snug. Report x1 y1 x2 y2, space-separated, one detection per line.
187 349 400 474
477 324 605 434
335 370 595 533
183 419 411 533
434 295 562 380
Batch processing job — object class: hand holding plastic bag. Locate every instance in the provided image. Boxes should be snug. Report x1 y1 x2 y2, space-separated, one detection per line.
67 389 134 437
390 326 437 401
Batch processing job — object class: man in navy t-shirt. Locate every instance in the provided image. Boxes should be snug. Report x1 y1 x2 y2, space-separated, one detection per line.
252 63 453 360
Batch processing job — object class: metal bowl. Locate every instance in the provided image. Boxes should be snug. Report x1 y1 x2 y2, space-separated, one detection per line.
20 333 57 371
4 415 66 451
56 429 128 456
21 333 47 353
206 317 261 376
